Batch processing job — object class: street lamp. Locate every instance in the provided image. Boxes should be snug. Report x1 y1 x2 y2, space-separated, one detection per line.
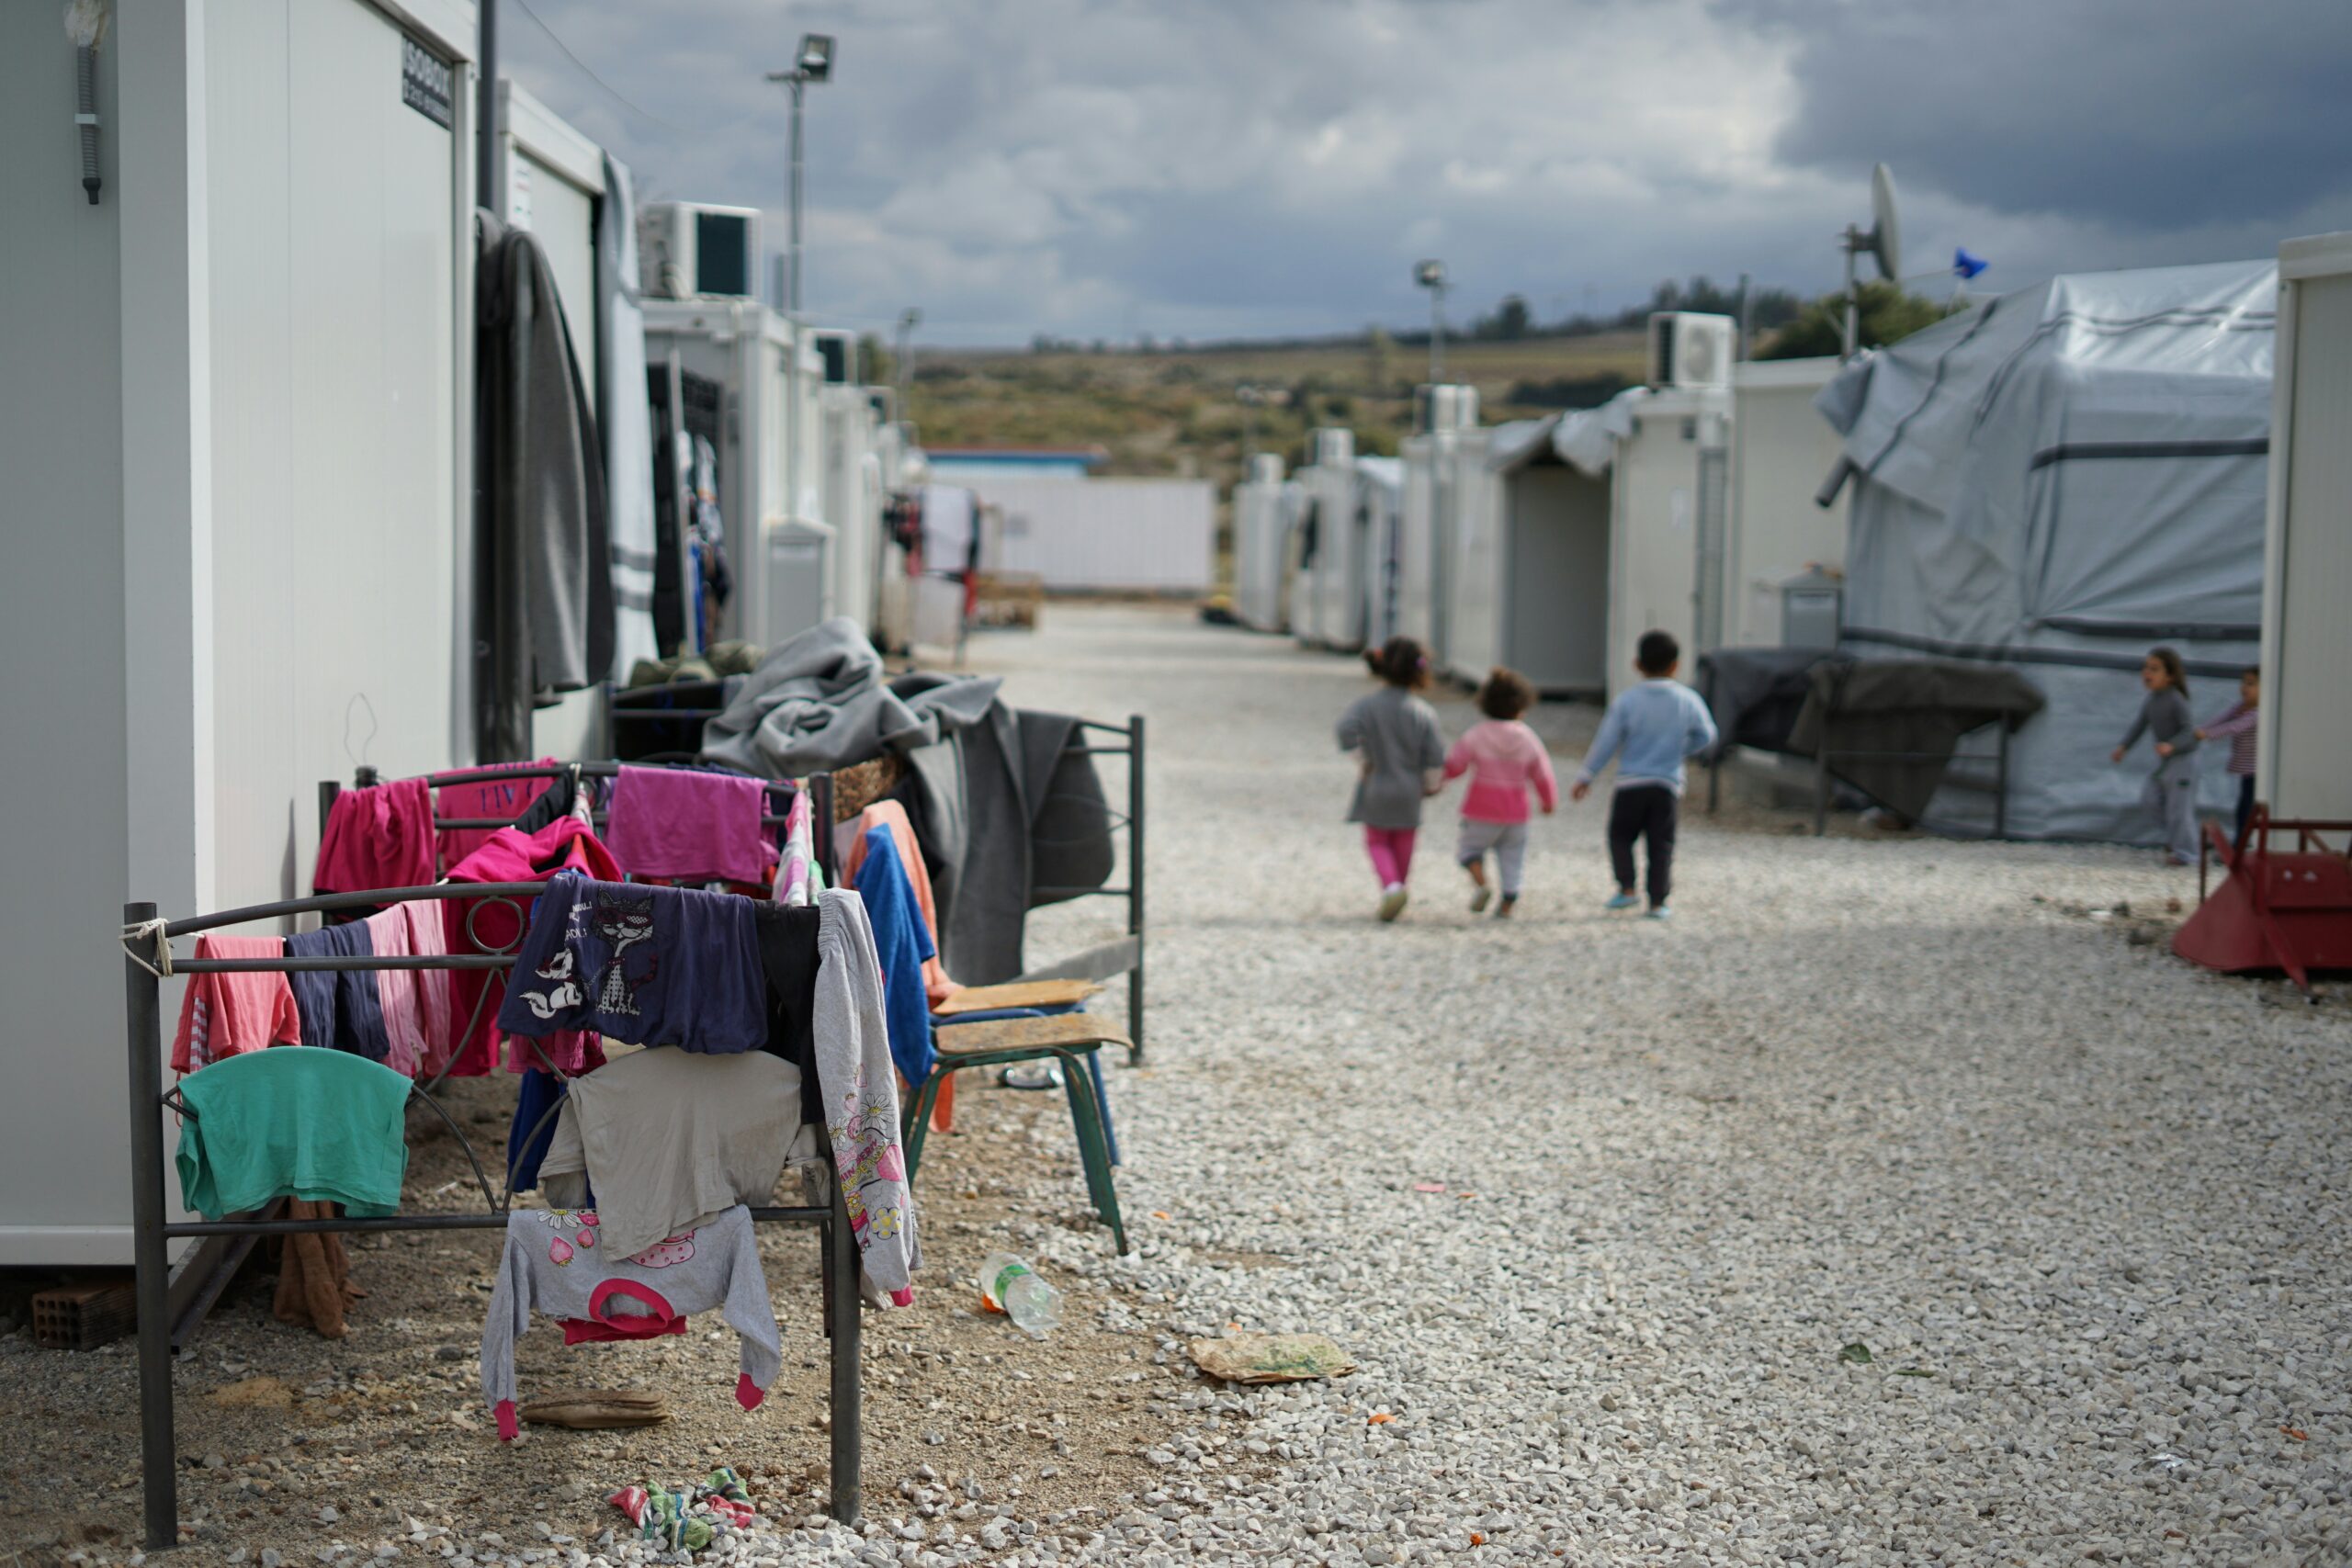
1414 259 1448 383
895 307 922 424
765 33 835 315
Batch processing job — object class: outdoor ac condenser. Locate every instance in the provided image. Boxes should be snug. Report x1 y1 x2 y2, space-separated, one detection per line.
1413 383 1480 434
638 202 762 300
1648 312 1736 390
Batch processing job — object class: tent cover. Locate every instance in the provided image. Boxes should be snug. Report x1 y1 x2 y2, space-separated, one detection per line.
1818 259 2275 842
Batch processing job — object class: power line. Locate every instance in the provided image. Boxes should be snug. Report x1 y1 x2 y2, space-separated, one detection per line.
505 0 685 133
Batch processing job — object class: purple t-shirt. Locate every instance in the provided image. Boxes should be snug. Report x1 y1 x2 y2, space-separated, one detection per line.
496 874 766 1055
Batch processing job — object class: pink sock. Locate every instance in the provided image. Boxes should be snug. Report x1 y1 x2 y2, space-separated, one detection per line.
494 1399 518 1442
736 1372 763 1412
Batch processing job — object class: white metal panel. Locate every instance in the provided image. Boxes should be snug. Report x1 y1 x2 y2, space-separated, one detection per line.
209 0 461 914
975 478 1215 592
1729 362 1848 646
821 385 882 634
1231 471 1293 631
0 5 135 1263
2265 260 2352 817
1295 449 1362 648
1605 395 1722 698
1503 464 1611 694
1396 436 1437 649
504 144 598 387
1442 430 1506 685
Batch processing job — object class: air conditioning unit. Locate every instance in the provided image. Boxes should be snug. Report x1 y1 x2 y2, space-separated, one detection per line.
1412 383 1480 434
638 202 761 300
1311 428 1354 468
1248 454 1284 485
1647 312 1735 390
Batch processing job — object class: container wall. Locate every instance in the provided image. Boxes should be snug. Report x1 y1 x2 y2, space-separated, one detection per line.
0 6 133 1263
1729 367 1847 647
976 478 1216 592
1607 401 1719 698
207 0 464 912
2268 265 2352 818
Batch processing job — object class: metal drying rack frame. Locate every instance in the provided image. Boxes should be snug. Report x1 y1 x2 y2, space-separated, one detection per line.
594 711 1150 1064
124 776 864 1553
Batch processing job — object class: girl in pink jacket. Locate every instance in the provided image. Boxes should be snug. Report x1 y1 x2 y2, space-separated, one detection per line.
1442 669 1558 917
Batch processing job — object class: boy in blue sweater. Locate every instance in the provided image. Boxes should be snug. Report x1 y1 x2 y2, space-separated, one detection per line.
1569 631 1719 919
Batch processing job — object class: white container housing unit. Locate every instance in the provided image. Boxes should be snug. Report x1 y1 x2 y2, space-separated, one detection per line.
1442 417 1616 695
1394 385 1480 669
1231 454 1298 631
1 0 481 1265
1604 387 1732 699
639 297 833 649
1293 429 1362 648
1356 457 1407 648
2261 231 2352 819
976 477 1216 593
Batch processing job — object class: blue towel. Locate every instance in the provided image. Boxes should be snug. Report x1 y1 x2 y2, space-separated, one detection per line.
506 1067 591 1201
854 827 937 1086
284 919 389 1062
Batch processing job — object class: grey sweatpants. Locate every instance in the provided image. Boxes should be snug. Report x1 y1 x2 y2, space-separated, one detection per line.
2143 757 2199 863
1457 818 1530 897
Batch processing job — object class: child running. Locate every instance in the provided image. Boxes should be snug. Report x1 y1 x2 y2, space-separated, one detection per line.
1337 636 1447 922
2110 647 2201 865
1569 630 1718 920
1442 667 1557 918
2195 665 2260 845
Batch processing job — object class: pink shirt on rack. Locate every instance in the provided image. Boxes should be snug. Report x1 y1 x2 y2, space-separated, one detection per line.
1443 719 1559 824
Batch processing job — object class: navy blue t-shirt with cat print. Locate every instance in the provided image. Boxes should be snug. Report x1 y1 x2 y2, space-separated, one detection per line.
495 874 767 1055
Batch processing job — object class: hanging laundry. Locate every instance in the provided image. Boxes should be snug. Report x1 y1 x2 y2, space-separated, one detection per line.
481 1204 779 1442
510 765 592 836
169 934 301 1074
175 1047 411 1220
535 1048 797 1263
772 788 818 908
505 1066 582 1198
836 800 958 1005
851 829 938 1089
812 888 919 1304
285 920 389 1062
605 766 772 886
313 777 437 896
496 875 765 1055
435 758 560 868
440 818 620 1077
752 903 824 1133
475 216 613 761
271 1198 364 1339
360 902 449 1079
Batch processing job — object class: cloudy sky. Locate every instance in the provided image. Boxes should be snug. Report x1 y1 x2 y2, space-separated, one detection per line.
503 0 2352 346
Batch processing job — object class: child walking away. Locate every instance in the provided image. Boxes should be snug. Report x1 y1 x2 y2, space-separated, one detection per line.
2195 666 2260 846
1338 637 1447 921
2110 647 2201 865
1569 631 1718 919
1443 668 1557 918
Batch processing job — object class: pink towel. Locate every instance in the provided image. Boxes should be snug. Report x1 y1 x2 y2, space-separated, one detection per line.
605 767 772 886
364 901 454 1078
314 778 436 894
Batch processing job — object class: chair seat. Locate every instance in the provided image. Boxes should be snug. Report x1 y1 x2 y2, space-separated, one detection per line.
933 979 1102 1017
933 1011 1132 1057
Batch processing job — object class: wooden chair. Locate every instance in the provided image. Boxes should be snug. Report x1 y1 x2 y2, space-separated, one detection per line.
902 1011 1131 1255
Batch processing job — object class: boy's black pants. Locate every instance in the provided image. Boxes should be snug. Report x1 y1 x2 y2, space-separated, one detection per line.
1608 784 1679 908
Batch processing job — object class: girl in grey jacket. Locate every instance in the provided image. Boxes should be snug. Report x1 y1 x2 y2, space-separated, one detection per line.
2111 648 2201 864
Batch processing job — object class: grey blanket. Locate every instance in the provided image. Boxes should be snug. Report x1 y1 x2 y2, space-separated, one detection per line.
1787 658 2045 822
699 617 1001 776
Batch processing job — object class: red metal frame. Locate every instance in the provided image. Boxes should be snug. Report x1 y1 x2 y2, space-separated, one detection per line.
2176 805 2352 993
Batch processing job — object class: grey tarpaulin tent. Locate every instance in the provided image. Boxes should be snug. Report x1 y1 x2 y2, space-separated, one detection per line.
1819 260 2275 842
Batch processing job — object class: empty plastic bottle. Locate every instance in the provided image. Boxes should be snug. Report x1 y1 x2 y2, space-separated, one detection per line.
977 1252 1062 1337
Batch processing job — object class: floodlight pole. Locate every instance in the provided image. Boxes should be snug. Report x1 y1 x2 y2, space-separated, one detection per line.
895 308 921 425
787 75 807 314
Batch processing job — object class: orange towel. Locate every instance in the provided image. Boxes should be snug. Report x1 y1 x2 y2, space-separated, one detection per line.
834 801 959 1005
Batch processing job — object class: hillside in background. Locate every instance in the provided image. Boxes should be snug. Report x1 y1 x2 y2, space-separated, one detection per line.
899 332 1652 496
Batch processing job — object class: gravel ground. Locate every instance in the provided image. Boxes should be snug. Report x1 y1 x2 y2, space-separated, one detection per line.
8 603 2350 1567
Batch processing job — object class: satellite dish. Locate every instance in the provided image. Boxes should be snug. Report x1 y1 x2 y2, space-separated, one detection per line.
1868 164 1901 280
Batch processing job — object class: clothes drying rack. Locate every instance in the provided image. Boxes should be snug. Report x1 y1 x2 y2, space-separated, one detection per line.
121 777 865 1554
592 715 1150 1064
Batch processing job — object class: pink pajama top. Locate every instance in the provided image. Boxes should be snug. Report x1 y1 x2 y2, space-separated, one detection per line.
1443 719 1559 824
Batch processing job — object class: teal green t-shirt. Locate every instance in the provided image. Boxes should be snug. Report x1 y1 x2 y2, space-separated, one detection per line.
175 1047 412 1219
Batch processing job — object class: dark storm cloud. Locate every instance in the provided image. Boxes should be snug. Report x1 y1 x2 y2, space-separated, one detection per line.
1728 0 2352 228
500 0 2347 343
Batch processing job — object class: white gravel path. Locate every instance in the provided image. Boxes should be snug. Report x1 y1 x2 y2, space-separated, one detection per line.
966 605 2352 1567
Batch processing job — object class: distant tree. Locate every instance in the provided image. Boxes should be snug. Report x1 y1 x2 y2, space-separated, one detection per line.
1472 294 1533 341
858 332 891 389
1757 282 1947 359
